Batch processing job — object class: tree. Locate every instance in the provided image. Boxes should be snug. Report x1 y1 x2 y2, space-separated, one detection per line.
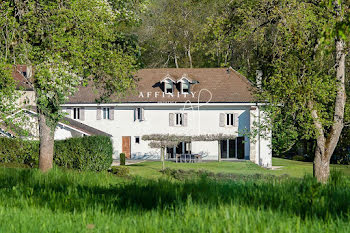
137 0 223 68
219 0 349 182
0 0 144 172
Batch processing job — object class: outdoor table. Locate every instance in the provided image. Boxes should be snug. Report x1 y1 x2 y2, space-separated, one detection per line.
176 154 201 163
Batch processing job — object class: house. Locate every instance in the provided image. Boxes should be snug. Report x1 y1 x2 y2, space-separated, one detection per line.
8 66 272 167
64 68 272 167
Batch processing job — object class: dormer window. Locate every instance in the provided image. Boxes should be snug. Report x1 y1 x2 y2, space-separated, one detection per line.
182 81 190 93
165 81 173 94
178 75 192 94
161 75 175 94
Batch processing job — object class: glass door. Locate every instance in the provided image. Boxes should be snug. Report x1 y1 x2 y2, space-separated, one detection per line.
229 140 236 158
220 140 228 158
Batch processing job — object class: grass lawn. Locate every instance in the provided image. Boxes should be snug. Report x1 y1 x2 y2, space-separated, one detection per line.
0 159 349 232
128 158 350 178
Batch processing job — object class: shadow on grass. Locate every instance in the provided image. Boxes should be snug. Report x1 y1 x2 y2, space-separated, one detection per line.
0 168 349 221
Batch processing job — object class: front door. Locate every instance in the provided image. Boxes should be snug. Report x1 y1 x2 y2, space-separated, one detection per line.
122 136 131 159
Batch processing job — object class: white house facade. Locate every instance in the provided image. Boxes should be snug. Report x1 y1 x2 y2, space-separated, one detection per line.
59 68 272 167
8 66 272 167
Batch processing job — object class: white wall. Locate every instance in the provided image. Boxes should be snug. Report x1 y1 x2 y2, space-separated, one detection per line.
63 105 257 161
17 111 85 141
256 108 272 168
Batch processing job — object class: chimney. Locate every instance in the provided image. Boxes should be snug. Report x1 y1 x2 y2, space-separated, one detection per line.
256 70 262 89
26 65 32 79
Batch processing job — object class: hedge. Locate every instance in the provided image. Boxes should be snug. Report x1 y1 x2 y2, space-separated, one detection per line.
0 136 113 172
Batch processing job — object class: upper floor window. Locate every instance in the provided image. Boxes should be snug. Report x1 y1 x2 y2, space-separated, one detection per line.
73 107 80 120
165 81 173 94
175 113 183 126
137 107 142 120
103 107 110 120
161 76 175 94
226 113 234 126
135 107 145 121
182 82 190 93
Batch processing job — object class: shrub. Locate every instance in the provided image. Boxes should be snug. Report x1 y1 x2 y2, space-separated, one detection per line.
0 162 30 168
54 136 113 172
120 153 126 165
292 155 305 161
110 166 130 176
0 136 113 172
0 138 39 167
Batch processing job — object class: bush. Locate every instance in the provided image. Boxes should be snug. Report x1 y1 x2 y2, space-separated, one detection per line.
0 136 113 172
120 153 126 165
54 136 113 172
0 138 39 167
110 166 130 176
292 155 305 161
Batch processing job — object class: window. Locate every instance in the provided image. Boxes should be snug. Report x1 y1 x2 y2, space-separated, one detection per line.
175 113 183 126
22 71 27 78
135 108 145 121
226 113 234 126
103 107 110 120
136 108 142 120
135 136 140 144
73 107 80 120
165 81 173 94
182 82 190 93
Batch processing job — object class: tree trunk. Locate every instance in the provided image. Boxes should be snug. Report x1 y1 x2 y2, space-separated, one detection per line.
187 44 193 68
313 148 330 183
174 54 179 69
38 111 54 172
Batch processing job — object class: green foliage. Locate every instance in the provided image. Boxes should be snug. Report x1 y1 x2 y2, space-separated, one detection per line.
0 138 39 167
137 0 225 68
0 167 349 232
0 0 143 129
0 136 113 171
54 136 113 172
119 153 126 166
0 162 30 169
110 166 130 176
292 155 306 162
161 167 288 181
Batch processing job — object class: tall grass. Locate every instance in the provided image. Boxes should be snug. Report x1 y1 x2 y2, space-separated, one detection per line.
0 167 349 232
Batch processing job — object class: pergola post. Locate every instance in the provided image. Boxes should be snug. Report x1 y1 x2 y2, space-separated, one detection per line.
218 140 221 162
161 146 165 170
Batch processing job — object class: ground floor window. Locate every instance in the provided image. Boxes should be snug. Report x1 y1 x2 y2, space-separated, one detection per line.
220 137 245 159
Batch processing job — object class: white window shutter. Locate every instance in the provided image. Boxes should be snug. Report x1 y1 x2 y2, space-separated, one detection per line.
97 107 101 120
219 113 225 127
183 113 188 127
110 107 114 120
66 107 72 118
234 113 239 127
169 113 174 126
80 107 85 121
141 108 145 121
